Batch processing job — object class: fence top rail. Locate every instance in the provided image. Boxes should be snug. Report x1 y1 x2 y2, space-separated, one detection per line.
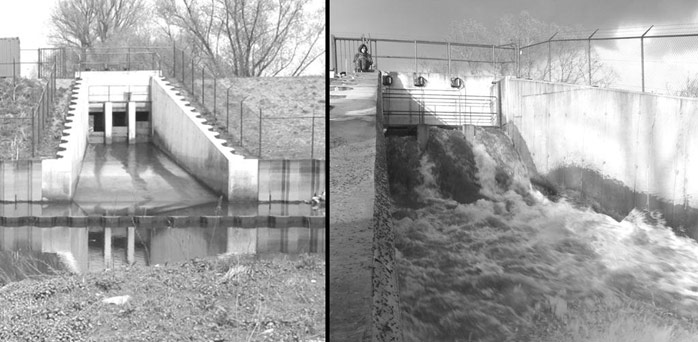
334 36 516 50
520 32 698 50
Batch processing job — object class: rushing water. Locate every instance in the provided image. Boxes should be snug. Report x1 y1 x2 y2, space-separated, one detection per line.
388 127 698 342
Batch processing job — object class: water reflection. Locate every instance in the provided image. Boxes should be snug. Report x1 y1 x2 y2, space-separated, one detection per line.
0 202 325 217
0 225 325 274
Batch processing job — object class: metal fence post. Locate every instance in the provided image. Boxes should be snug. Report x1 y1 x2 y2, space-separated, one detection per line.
447 42 451 75
201 66 205 107
240 99 244 146
181 50 184 82
258 108 262 158
414 40 418 73
171 46 175 78
547 32 558 82
588 29 598 85
213 75 217 119
32 108 36 158
331 34 337 72
191 58 194 97
374 39 378 70
226 87 230 131
311 110 315 159
641 25 653 92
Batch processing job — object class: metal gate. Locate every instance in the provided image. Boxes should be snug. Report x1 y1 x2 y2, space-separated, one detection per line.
382 88 499 128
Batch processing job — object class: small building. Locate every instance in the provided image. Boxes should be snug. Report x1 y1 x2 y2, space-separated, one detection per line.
0 37 20 78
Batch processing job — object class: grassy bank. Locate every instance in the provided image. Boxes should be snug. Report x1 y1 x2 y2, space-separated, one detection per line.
0 253 325 342
167 76 325 160
0 77 72 160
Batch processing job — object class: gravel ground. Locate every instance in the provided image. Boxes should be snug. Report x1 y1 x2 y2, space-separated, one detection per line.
0 253 325 342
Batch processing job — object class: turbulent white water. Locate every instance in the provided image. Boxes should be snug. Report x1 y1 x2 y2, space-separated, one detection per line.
391 128 698 341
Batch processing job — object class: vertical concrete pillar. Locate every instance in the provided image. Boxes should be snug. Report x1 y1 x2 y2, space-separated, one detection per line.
127 226 135 265
104 227 112 269
127 101 136 143
104 102 113 144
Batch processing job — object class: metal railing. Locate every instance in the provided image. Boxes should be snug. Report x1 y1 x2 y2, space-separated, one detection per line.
88 85 151 103
331 35 517 76
382 88 499 128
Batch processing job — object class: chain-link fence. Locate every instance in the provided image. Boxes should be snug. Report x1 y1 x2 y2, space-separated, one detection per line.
519 26 698 95
161 46 324 160
0 59 57 159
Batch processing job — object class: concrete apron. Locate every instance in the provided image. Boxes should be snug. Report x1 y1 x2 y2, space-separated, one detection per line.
72 143 218 215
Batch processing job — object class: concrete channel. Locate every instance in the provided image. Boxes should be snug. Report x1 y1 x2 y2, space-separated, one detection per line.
0 70 326 272
332 70 698 341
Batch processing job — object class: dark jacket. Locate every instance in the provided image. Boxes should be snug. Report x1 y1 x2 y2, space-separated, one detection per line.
354 44 373 69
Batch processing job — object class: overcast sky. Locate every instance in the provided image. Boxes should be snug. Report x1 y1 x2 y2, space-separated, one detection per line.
331 0 698 40
331 0 698 93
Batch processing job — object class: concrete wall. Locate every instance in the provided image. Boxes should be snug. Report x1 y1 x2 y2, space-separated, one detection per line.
500 77 698 233
258 159 325 202
42 78 90 200
372 71 402 342
385 73 498 126
150 77 258 201
0 160 42 201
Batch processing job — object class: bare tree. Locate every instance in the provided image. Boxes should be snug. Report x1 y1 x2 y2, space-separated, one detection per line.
49 0 148 49
676 75 698 97
448 11 617 86
156 0 324 76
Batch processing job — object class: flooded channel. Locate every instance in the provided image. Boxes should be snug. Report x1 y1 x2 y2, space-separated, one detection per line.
0 143 325 278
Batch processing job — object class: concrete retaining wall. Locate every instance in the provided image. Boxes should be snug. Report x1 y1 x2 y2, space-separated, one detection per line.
150 77 257 201
42 78 90 200
372 71 402 342
385 73 498 126
258 159 325 202
0 160 42 201
500 77 698 234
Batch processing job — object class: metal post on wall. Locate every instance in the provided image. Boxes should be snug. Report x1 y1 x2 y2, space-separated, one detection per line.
213 75 217 119
173 45 176 78
226 87 230 131
588 29 598 85
240 98 245 146
311 109 315 159
492 45 495 77
414 40 418 73
641 25 654 92
547 32 557 82
201 66 205 106
447 41 451 75
331 35 337 72
373 39 378 69
258 108 262 158
191 58 194 98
